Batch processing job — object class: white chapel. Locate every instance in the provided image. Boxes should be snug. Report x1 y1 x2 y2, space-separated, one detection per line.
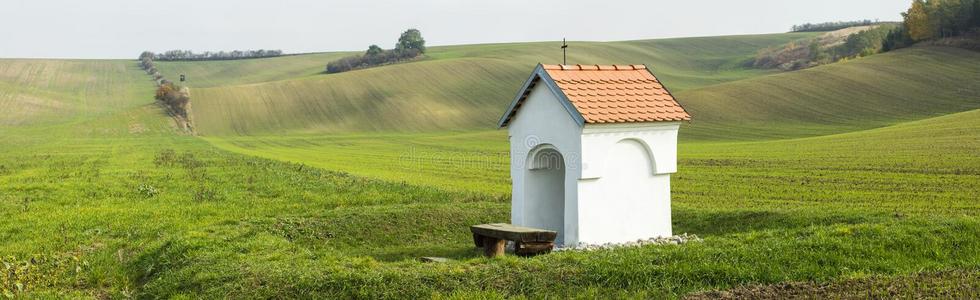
498 64 691 246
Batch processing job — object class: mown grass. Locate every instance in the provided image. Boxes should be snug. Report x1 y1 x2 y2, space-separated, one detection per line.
1 38 979 298
204 131 511 194
4 105 975 297
686 269 980 299
0 113 501 298
205 108 980 198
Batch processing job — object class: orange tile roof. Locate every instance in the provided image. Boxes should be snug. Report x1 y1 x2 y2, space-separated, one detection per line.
498 64 690 127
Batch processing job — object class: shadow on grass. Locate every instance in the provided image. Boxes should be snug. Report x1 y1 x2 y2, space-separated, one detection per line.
255 207 901 262
362 209 897 262
126 238 198 292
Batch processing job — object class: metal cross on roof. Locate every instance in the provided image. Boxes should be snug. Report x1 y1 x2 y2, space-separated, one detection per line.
561 38 568 65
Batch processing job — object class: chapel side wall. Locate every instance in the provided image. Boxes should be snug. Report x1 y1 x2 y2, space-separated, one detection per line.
576 122 680 244
507 83 583 245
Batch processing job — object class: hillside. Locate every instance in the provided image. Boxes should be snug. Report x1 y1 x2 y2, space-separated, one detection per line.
0 59 152 125
679 45 980 140
151 52 353 88
172 40 979 138
194 41 980 193
182 43 980 140
162 33 818 135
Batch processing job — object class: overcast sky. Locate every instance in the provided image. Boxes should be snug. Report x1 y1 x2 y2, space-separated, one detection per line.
0 0 911 59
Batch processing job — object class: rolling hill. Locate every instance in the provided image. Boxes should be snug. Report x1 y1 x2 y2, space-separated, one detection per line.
190 42 980 191
156 37 980 139
678 45 980 140
158 33 820 135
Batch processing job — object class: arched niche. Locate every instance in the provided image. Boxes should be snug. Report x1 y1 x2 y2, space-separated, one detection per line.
523 144 566 244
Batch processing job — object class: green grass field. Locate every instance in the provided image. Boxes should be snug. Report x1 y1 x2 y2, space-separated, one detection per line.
2 33 979 298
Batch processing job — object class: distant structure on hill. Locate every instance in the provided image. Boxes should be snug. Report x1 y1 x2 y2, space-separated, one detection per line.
498 64 690 246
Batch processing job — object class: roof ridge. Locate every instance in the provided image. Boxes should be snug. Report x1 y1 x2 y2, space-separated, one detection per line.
540 64 646 71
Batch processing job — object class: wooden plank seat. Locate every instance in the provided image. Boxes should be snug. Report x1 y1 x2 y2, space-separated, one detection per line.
470 223 557 257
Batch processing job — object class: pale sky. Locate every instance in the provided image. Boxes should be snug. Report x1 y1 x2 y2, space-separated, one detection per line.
0 0 911 59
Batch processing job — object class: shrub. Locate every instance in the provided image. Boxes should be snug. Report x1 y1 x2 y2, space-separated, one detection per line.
155 82 190 119
325 29 425 74
193 185 219 202
154 149 179 167
835 25 895 57
325 49 420 73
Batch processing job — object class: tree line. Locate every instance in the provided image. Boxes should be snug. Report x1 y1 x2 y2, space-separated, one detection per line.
325 29 426 74
901 0 980 41
138 52 192 131
142 49 283 61
791 20 880 32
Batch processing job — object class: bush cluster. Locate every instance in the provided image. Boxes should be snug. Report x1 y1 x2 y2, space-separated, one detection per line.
139 52 191 122
325 48 421 73
325 29 426 74
154 82 191 119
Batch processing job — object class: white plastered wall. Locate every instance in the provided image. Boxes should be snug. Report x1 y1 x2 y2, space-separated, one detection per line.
576 122 680 244
508 83 582 245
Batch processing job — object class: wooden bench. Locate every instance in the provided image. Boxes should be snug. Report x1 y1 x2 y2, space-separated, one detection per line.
470 223 557 257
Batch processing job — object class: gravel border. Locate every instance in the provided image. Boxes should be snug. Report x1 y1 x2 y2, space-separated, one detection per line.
555 233 702 251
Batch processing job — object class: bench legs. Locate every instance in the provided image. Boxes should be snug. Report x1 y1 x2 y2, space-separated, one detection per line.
474 233 554 257
474 233 506 257
514 242 554 257
482 237 506 257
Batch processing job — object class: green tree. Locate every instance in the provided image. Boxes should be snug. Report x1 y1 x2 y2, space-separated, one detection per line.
936 0 967 36
883 26 913 51
395 29 426 53
365 45 383 56
972 0 980 27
